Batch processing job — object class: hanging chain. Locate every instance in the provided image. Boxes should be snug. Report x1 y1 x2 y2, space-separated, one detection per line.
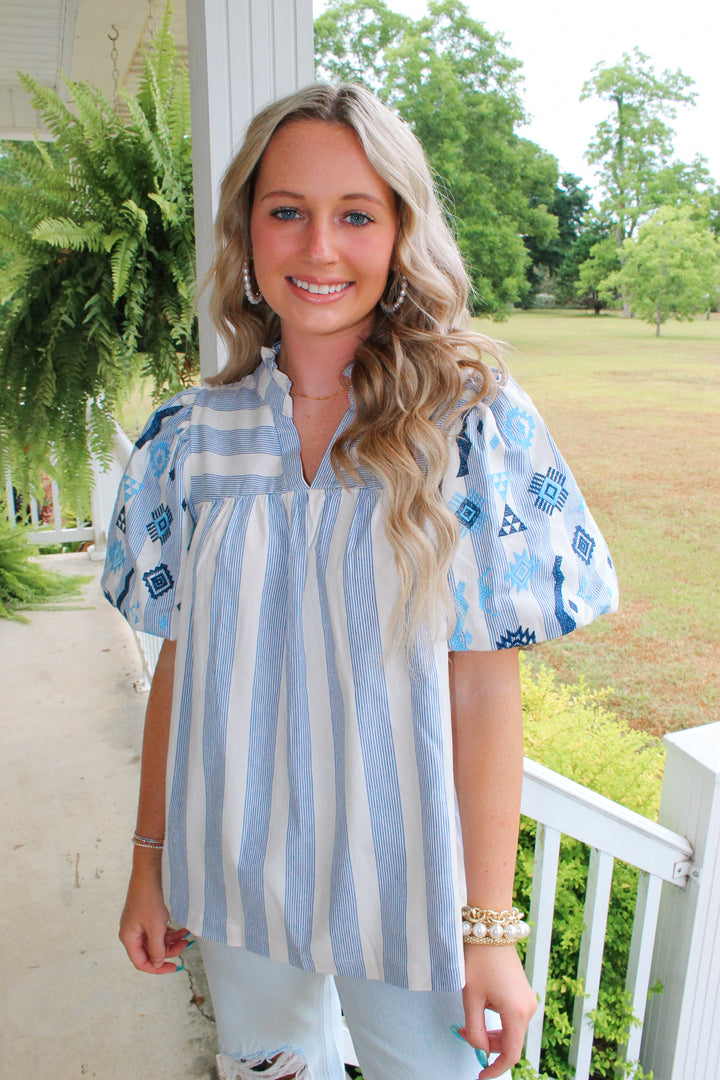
146 0 157 39
108 25 120 113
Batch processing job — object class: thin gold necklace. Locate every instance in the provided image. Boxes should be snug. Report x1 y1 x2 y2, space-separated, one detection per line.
289 385 348 401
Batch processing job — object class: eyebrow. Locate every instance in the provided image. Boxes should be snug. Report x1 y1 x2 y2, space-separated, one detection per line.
258 189 386 206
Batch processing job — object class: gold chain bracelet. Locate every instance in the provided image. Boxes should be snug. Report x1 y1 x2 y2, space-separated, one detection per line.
461 905 531 945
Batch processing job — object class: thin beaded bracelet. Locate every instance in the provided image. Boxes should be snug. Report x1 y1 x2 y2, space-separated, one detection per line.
461 905 531 945
132 831 164 850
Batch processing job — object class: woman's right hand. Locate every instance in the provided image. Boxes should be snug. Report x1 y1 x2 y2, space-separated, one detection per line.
119 849 189 973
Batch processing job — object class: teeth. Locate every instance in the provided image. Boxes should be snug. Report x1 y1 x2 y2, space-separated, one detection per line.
291 277 350 295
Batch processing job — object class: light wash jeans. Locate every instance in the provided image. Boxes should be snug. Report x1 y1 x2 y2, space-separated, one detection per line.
200 939 509 1080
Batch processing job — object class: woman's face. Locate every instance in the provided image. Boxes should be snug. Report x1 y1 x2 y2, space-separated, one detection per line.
250 119 399 349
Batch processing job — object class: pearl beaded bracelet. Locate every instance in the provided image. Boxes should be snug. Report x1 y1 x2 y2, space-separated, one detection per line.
461 905 531 946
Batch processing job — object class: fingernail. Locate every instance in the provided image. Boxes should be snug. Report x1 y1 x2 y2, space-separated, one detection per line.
449 1027 488 1068
152 959 164 967
183 938 196 951
174 963 185 973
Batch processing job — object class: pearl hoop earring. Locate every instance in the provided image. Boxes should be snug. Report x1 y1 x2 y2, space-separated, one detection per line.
379 272 408 316
242 259 263 305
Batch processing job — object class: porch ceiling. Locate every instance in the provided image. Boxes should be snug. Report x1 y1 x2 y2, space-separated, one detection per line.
0 0 187 140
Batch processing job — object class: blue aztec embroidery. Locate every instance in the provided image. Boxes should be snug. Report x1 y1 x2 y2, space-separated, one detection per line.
142 563 174 599
456 413 473 478
115 505 127 533
135 403 184 449
506 550 540 593
500 406 536 449
490 434 500 450
107 539 125 573
449 490 490 536
491 472 509 499
529 467 569 515
478 568 495 614
497 626 536 649
128 599 141 625
449 581 472 650
578 575 615 614
149 441 171 478
572 525 595 565
498 504 527 536
123 476 140 502
577 575 592 601
147 503 173 544
116 568 135 611
552 557 577 635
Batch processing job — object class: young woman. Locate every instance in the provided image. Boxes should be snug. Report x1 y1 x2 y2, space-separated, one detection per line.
102 83 618 1080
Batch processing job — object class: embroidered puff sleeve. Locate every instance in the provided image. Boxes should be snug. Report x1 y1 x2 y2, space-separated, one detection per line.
101 391 197 639
444 377 618 651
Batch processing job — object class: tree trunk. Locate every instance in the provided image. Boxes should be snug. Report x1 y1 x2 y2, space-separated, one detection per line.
656 308 662 336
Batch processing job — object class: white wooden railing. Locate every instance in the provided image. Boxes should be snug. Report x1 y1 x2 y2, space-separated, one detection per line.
4 471 97 547
7 439 720 1079
521 758 692 1078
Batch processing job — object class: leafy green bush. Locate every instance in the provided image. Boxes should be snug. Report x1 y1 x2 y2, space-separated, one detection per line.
514 656 664 1079
0 507 89 619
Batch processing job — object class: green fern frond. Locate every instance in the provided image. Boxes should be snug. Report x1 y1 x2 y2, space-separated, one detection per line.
148 191 180 226
17 74 76 139
0 255 34 302
68 80 124 147
31 217 107 252
109 234 140 302
119 198 149 236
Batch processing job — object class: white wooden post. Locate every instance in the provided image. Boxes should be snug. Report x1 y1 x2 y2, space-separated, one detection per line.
640 722 720 1078
185 0 315 379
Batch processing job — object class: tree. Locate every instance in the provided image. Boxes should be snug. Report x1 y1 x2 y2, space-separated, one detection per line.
581 48 697 251
557 216 614 311
522 172 592 304
315 0 560 314
602 205 720 334
573 228 621 314
0 11 197 501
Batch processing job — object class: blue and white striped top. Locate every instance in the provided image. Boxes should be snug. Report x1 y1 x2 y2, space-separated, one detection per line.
102 346 618 991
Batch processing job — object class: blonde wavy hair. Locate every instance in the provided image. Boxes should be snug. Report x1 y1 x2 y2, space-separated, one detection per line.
209 82 506 643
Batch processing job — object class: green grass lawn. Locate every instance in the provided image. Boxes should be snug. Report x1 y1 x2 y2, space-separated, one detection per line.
472 309 720 736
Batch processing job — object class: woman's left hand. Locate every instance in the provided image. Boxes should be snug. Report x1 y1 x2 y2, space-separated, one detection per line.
459 943 537 1078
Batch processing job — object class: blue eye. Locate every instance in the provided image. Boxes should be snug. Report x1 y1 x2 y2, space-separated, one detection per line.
345 211 373 227
271 207 300 221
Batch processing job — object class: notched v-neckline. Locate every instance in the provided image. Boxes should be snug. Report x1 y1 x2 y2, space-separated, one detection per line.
290 396 351 487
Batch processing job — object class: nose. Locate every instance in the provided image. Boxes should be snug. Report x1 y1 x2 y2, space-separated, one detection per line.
304 218 336 263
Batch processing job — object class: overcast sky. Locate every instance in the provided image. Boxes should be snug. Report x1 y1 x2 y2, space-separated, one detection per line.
313 0 720 193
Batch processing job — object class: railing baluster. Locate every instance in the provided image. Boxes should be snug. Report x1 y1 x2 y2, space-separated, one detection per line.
524 822 562 1069
570 847 615 1079
5 472 15 522
618 871 663 1070
51 478 62 534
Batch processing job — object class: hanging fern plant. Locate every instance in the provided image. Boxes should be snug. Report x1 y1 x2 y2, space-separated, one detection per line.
0 4 197 502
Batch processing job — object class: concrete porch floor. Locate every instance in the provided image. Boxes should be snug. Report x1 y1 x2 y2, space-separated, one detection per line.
1 553 218 1079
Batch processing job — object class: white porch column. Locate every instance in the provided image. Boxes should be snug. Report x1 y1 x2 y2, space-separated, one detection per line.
640 722 720 1078
185 0 315 378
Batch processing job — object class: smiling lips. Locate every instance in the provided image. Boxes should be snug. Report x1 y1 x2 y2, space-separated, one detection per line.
289 276 353 296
